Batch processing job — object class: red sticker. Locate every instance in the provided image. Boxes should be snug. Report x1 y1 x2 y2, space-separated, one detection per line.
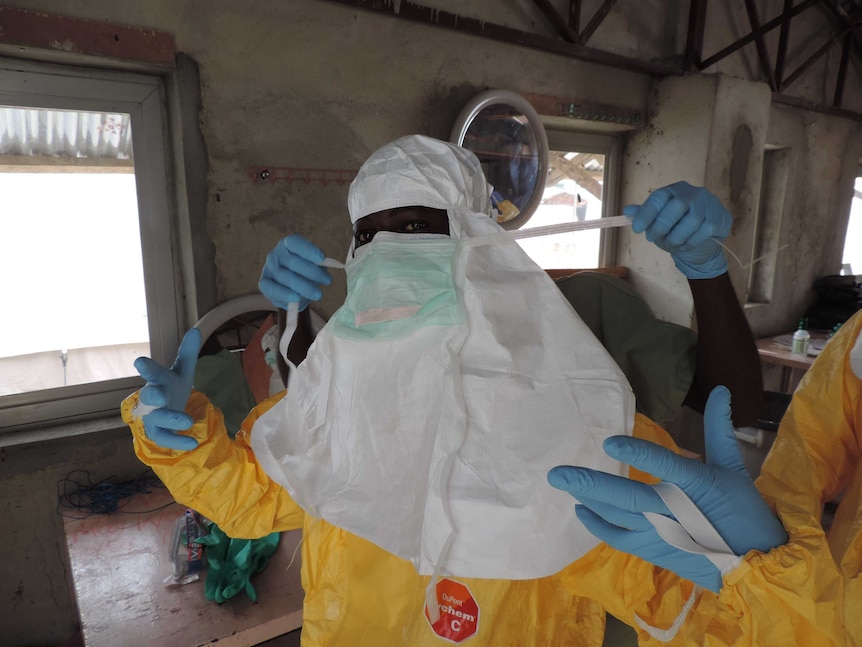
424 578 480 643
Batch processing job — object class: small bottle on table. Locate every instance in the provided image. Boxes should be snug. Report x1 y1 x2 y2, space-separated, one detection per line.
791 318 810 356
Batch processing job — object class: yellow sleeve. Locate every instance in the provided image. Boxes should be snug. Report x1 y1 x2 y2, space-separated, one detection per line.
740 311 862 645
121 390 304 538
563 378 858 647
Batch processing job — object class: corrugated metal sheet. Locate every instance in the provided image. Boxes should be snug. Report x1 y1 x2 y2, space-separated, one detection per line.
0 107 133 159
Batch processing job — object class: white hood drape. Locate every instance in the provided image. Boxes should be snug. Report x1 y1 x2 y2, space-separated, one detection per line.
251 134 635 580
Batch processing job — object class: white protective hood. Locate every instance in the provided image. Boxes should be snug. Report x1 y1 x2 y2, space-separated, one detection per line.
251 134 635 580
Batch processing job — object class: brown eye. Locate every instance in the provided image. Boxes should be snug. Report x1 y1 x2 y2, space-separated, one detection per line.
355 231 375 246
403 221 428 232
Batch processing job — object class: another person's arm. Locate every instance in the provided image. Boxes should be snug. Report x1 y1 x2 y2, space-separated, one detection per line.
625 182 763 426
684 273 762 425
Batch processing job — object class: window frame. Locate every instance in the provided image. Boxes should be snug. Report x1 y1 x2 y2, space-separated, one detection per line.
538 126 622 268
0 58 184 434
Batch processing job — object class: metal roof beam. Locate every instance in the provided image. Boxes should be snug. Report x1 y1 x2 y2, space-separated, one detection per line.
744 0 778 89
685 0 709 71
320 0 679 76
578 0 618 45
532 0 578 42
780 27 847 90
775 0 795 86
699 0 819 70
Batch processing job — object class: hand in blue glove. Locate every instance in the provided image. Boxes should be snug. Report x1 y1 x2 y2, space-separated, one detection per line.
623 181 731 279
547 386 787 592
259 234 332 311
132 328 202 451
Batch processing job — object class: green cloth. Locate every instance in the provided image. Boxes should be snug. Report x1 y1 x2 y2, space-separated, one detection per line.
194 349 257 438
555 272 697 423
194 523 281 603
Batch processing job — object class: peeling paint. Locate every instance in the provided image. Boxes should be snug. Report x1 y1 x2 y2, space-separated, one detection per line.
48 39 77 52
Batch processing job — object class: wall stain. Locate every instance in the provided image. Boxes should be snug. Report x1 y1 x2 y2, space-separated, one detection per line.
730 124 753 204
11 581 24 607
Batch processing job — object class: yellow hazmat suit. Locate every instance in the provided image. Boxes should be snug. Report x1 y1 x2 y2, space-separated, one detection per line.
123 392 674 646
756 309 862 645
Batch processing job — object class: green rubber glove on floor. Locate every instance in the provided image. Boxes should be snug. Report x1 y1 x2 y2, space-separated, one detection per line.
194 523 281 603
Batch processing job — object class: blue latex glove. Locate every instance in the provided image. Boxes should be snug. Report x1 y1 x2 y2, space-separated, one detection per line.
623 181 731 279
547 386 787 592
258 234 332 311
132 328 202 451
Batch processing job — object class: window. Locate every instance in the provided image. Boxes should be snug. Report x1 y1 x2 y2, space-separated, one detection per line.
516 129 621 269
843 172 862 276
0 59 183 433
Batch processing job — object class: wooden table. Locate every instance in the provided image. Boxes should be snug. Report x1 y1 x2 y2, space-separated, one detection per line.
62 486 304 647
756 332 828 392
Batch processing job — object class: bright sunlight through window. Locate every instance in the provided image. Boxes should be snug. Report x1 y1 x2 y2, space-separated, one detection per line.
517 151 605 269
0 172 148 395
844 176 862 275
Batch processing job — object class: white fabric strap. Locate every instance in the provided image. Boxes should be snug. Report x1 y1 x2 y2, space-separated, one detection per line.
424 333 471 624
633 585 700 643
278 302 299 366
509 215 630 240
644 482 742 577
634 484 741 643
132 401 157 419
461 215 630 249
278 257 344 363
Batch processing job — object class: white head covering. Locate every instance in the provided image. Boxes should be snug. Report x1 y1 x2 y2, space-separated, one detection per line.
252 134 635 580
347 134 492 224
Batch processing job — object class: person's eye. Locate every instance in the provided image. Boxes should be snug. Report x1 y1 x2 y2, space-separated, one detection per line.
355 231 375 247
403 221 428 232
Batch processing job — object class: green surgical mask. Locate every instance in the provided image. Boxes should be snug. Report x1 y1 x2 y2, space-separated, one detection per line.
330 233 465 341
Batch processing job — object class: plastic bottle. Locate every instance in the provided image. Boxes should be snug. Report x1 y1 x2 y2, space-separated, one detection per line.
791 318 810 356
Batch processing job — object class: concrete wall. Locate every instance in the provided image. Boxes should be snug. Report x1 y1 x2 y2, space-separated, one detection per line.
0 1 860 645
749 104 862 336
618 70 861 337
1 429 143 646
617 73 775 327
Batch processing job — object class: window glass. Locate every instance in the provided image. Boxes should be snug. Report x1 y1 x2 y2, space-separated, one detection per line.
516 150 606 269
515 128 620 269
843 175 862 276
0 166 148 395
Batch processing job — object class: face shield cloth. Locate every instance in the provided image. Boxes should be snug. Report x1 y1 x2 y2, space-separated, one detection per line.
250 135 635 580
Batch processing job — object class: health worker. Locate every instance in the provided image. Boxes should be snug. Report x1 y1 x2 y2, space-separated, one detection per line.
126 134 778 646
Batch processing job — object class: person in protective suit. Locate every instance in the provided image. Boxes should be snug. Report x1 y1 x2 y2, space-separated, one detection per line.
551 307 862 645
124 135 787 646
549 312 862 646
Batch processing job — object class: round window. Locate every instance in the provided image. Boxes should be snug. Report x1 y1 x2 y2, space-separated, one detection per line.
450 90 548 230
